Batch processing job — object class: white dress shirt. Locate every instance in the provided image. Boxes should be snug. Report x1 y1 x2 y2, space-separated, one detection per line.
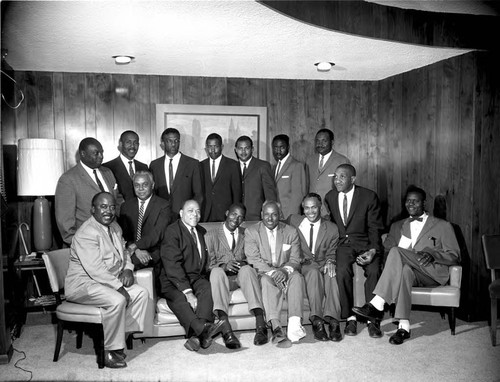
338 185 355 225
299 218 321 254
163 152 181 191
81 162 110 192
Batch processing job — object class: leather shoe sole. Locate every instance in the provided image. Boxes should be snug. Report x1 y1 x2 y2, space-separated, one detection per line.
184 336 201 352
222 331 241 350
352 303 384 322
367 322 383 338
344 320 357 336
389 329 411 345
104 351 127 368
254 326 268 346
328 323 343 342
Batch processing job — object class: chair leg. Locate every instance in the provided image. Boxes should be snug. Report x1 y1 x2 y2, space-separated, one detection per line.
53 321 64 362
491 298 497 347
448 307 456 335
92 325 105 369
440 311 446 320
126 334 133 350
76 329 84 349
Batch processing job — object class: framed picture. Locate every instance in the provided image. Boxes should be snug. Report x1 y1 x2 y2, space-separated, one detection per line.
155 104 268 161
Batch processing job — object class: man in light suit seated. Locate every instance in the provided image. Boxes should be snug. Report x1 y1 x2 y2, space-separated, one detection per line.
353 186 461 345
287 193 343 342
65 192 148 368
245 200 306 347
206 203 267 348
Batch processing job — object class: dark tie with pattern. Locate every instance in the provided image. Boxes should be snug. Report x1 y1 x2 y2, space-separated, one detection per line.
343 194 348 225
136 200 145 241
309 223 314 252
319 155 324 172
242 162 247 178
128 160 134 179
190 227 200 258
231 232 236 251
275 160 281 181
212 160 216 183
93 169 105 192
168 158 174 194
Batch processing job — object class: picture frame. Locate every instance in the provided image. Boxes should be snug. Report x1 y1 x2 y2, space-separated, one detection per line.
155 104 268 161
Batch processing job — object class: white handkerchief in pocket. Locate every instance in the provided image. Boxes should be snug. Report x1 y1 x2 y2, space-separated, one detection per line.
327 174 334 177
282 175 290 179
282 244 291 251
398 235 412 249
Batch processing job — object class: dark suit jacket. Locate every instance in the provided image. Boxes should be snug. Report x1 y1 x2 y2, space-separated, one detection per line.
149 154 204 216
273 156 307 219
241 157 277 221
118 195 171 272
200 156 242 222
287 215 339 267
324 185 384 254
103 156 148 201
55 162 118 245
159 220 209 294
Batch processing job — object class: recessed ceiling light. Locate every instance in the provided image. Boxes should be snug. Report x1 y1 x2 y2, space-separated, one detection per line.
113 55 134 64
314 61 335 72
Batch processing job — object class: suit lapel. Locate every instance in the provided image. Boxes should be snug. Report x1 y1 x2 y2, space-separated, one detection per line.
172 155 186 193
213 156 226 185
78 163 101 193
345 187 359 226
315 220 327 252
218 224 232 252
330 191 344 227
275 224 284 265
277 157 291 182
414 216 437 246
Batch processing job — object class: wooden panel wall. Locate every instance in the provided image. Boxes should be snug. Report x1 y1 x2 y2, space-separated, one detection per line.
2 51 499 321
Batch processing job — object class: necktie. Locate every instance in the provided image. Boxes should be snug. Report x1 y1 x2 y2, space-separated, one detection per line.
212 160 216 183
230 232 236 251
318 155 324 172
242 162 247 178
168 158 174 194
309 223 314 252
269 229 276 266
93 169 105 192
136 200 145 241
343 194 348 225
190 227 201 258
275 160 281 181
128 160 135 179
409 216 423 222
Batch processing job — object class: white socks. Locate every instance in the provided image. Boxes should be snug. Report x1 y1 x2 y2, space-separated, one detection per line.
399 319 410 332
370 295 385 311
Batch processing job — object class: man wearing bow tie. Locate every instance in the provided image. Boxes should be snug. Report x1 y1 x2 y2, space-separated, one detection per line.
353 186 460 345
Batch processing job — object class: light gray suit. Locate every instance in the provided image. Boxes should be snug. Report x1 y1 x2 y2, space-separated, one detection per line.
273 156 307 219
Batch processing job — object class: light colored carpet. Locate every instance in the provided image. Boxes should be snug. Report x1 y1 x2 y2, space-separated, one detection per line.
1 310 499 382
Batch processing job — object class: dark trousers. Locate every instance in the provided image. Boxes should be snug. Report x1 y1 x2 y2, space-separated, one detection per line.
162 277 214 336
336 244 381 319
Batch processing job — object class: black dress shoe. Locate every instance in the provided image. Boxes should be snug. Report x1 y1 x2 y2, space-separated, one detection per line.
312 320 329 341
104 350 127 368
389 329 410 345
184 336 201 352
254 326 268 346
344 320 357 336
328 321 342 342
222 331 241 349
199 319 227 349
113 349 126 360
352 303 384 322
271 327 286 344
367 321 383 338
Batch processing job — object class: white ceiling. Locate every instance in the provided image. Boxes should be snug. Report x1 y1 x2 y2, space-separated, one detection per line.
1 0 477 81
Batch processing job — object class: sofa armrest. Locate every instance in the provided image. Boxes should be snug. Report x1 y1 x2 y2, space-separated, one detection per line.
134 267 155 337
449 265 462 288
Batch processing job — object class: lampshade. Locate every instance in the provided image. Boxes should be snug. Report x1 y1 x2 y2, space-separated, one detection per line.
17 138 65 196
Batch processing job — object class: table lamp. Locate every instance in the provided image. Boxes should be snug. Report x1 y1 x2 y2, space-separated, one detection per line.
17 138 65 252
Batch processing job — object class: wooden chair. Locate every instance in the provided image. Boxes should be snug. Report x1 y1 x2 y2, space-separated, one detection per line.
42 249 105 368
481 234 500 346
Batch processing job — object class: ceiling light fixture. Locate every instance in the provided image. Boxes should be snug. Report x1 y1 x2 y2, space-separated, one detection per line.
113 55 134 64
315 61 335 72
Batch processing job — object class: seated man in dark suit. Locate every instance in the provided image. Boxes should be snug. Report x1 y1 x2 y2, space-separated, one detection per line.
287 193 343 342
353 186 460 345
324 164 384 338
206 203 267 349
118 171 171 284
158 200 225 352
103 130 148 202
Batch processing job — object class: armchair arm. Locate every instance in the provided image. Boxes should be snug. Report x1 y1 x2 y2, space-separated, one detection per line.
449 265 462 288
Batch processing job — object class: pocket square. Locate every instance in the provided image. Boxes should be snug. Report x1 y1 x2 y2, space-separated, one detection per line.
327 174 334 177
281 175 290 179
282 244 291 251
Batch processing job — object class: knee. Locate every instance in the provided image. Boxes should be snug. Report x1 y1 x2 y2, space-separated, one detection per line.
109 291 127 310
304 267 321 282
210 267 226 282
260 274 273 287
336 264 352 279
238 265 256 278
288 271 304 286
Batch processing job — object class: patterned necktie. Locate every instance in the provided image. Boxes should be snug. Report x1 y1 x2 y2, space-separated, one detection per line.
343 194 348 225
242 162 247 178
230 232 236 251
212 160 216 183
128 160 134 179
168 158 174 194
318 155 324 172
269 229 276 266
136 200 145 241
309 223 314 252
275 160 281 181
93 169 105 192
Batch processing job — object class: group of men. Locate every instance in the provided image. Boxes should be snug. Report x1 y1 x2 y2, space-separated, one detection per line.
56 127 461 368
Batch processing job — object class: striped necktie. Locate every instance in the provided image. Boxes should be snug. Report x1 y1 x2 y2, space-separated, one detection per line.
93 169 105 192
128 161 135 178
136 200 145 241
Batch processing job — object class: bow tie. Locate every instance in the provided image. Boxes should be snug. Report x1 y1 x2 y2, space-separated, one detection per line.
409 216 423 222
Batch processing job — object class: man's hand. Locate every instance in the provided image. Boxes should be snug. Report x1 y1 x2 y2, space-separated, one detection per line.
356 249 376 266
117 286 131 307
323 261 336 278
417 251 435 267
185 291 198 311
271 269 288 290
134 249 152 266
224 260 241 274
119 269 134 287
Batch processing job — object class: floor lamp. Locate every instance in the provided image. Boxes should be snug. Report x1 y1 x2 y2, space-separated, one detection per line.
17 139 64 252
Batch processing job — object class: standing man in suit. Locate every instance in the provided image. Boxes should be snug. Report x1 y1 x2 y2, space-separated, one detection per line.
201 133 242 222
65 192 148 368
56 137 119 246
234 135 277 221
324 164 384 338
149 128 203 218
353 186 460 345
103 130 148 202
272 134 307 220
245 201 305 346
206 203 267 348
287 193 343 342
306 129 350 217
159 200 225 352
118 170 171 283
